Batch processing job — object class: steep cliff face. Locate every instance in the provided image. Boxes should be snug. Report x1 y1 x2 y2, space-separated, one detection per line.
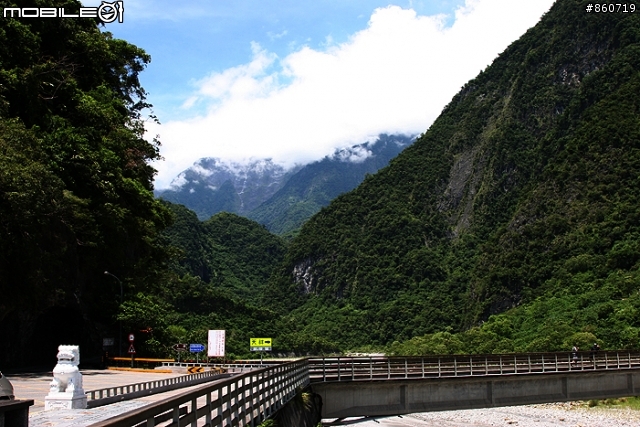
266 0 640 349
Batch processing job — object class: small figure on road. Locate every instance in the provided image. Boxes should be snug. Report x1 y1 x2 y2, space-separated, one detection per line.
572 345 579 366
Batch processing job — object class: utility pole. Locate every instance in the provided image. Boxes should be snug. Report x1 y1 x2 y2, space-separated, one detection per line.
104 271 123 357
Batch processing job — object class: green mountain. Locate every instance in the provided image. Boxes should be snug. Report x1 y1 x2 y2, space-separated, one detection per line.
161 202 286 304
157 134 412 237
247 134 413 236
153 203 287 357
267 0 640 353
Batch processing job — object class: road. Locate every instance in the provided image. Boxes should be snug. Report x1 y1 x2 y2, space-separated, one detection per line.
7 368 208 426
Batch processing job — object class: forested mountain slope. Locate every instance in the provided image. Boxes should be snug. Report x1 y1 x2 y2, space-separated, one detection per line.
146 203 284 357
161 202 286 304
157 134 412 237
267 0 640 352
248 134 413 236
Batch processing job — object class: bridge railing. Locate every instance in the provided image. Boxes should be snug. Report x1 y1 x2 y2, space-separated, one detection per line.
89 359 309 427
85 370 231 408
309 350 640 382
161 362 282 372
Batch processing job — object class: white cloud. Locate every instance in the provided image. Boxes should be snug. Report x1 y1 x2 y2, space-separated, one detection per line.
335 146 373 163
149 0 555 189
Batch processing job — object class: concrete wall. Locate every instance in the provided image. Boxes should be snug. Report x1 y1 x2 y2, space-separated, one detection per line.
262 389 322 427
311 369 640 418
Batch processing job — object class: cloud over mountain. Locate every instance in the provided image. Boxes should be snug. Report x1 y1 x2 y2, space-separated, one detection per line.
149 0 555 189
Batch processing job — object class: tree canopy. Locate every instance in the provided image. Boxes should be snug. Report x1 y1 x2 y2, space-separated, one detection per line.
0 0 171 365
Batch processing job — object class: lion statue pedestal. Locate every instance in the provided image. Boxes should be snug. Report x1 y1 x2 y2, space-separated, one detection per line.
44 345 88 410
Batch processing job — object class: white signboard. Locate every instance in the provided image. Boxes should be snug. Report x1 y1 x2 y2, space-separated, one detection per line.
208 330 226 358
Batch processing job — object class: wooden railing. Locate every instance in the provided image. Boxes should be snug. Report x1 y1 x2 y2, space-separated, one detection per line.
86 370 230 408
88 359 309 427
161 361 281 372
0 399 33 427
86 351 640 426
308 350 640 382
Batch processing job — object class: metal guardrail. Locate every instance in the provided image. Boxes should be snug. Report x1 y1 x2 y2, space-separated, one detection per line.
85 370 230 408
308 350 640 382
161 362 281 372
88 359 310 427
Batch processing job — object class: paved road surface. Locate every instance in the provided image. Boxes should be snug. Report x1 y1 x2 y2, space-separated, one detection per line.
7 368 206 426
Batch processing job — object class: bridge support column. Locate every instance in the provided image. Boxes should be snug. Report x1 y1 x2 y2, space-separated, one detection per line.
400 385 407 410
487 381 493 405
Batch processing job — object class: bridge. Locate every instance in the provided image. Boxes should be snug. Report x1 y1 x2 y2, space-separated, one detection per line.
310 351 640 418
87 350 640 427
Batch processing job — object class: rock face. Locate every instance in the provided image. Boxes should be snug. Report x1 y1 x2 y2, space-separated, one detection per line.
156 158 299 220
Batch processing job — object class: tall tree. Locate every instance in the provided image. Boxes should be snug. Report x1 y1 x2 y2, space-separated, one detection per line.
0 0 171 366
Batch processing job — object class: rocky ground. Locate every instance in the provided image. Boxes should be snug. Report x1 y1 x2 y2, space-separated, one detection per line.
409 402 640 426
325 402 640 426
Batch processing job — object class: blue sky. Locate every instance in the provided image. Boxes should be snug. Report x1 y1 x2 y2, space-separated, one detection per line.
85 0 556 188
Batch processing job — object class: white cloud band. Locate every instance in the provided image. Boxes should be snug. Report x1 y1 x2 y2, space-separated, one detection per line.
149 0 555 189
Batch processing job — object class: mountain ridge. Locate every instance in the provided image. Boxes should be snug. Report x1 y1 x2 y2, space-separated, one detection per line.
156 134 413 233
156 158 300 220
248 134 414 235
266 0 640 352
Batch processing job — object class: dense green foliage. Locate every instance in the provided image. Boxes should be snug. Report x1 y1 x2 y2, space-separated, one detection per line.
267 0 640 354
0 1 288 365
141 205 288 358
161 203 286 304
0 0 174 365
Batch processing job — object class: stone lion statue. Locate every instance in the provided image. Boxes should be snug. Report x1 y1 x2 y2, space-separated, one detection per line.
49 345 84 396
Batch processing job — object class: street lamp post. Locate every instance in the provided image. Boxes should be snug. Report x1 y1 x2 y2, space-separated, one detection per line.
104 271 123 356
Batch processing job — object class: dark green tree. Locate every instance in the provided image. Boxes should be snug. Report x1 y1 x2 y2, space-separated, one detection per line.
0 0 171 366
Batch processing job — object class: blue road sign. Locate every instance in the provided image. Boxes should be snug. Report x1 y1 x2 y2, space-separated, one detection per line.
190 343 205 353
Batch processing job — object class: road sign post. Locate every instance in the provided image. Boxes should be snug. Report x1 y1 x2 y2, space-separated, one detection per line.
128 333 135 367
249 338 272 352
173 343 187 363
250 338 272 365
190 344 205 364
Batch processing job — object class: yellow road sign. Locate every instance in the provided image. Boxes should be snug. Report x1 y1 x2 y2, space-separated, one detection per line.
250 337 272 347
187 366 204 374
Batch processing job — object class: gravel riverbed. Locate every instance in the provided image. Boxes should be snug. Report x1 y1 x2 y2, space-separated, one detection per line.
409 402 640 426
326 402 640 426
